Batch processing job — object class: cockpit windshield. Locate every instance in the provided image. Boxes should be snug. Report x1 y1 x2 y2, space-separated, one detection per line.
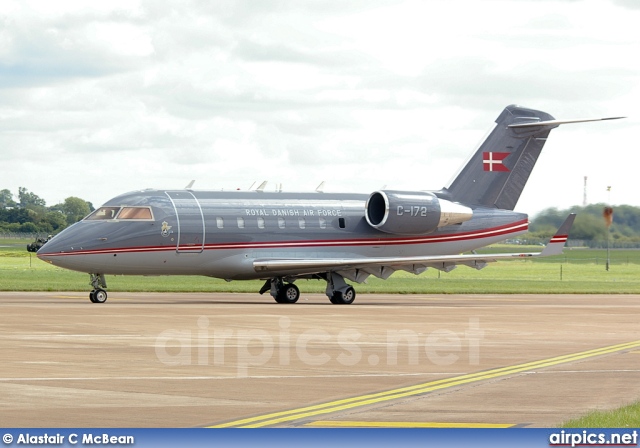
86 207 121 220
117 207 153 220
85 206 154 221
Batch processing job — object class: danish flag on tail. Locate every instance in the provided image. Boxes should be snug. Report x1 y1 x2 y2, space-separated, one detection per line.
483 152 510 172
445 105 623 211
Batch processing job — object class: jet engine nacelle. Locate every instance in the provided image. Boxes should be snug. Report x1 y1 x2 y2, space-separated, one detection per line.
365 190 473 235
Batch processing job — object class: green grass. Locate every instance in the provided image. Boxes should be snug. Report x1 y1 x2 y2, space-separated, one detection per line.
0 240 30 249
561 401 640 427
5 242 640 428
3 245 640 293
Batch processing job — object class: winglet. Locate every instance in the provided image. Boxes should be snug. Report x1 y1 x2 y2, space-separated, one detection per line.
540 213 576 256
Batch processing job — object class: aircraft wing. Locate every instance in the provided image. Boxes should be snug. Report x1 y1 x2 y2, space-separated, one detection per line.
253 214 576 282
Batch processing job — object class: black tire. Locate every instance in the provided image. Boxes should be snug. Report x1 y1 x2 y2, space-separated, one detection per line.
342 286 356 304
89 291 97 303
331 287 356 305
93 288 108 303
276 283 300 304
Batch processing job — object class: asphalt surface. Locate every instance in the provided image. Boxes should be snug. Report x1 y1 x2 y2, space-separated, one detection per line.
1 292 639 427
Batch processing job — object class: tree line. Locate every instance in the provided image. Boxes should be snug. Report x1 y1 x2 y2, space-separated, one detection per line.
528 204 640 248
0 187 94 234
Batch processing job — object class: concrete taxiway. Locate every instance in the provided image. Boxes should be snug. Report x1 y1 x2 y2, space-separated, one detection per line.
1 292 639 427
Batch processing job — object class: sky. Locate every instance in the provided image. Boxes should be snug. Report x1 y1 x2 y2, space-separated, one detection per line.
1 0 638 217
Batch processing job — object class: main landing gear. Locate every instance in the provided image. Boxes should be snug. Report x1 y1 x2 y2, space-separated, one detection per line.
89 273 108 303
259 278 300 303
325 272 356 305
259 272 356 305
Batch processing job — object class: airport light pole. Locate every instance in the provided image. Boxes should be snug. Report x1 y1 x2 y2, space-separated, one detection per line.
604 186 612 272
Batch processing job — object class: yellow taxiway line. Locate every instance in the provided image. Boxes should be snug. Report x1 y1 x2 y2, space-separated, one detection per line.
305 421 514 428
210 340 640 428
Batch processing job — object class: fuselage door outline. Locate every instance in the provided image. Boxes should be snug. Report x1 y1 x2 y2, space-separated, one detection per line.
165 190 206 254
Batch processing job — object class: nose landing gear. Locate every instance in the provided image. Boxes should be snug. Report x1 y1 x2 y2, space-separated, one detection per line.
89 273 108 303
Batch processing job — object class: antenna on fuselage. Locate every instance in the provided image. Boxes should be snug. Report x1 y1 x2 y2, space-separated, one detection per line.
316 181 325 193
185 180 195 189
256 181 268 192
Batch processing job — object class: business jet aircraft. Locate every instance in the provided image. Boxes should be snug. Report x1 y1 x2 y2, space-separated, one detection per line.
37 105 621 304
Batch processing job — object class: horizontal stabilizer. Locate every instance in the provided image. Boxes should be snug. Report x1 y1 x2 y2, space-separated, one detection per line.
508 116 625 129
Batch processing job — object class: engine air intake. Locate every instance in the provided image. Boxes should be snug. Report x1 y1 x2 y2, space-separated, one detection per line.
365 190 473 235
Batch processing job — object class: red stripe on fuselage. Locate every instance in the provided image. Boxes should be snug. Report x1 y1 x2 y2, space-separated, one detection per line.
41 219 529 257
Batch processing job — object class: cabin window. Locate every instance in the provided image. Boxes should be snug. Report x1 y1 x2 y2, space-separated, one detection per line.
85 207 121 220
319 218 327 229
278 217 286 229
116 207 153 220
339 218 346 229
237 217 245 229
298 218 306 229
216 217 224 229
257 217 265 229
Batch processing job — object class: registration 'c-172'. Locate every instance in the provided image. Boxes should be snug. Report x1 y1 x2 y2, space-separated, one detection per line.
37 105 623 304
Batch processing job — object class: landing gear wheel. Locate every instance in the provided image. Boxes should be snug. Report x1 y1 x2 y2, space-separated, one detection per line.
275 283 300 304
331 286 356 305
92 288 108 303
88 274 108 303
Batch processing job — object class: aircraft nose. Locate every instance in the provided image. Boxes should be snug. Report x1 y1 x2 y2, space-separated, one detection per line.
35 222 84 261
35 222 100 272
36 236 65 261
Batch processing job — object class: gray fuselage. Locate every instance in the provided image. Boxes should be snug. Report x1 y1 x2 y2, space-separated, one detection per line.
37 189 528 280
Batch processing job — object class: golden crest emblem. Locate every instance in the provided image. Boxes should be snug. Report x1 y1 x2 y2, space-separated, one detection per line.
161 221 172 237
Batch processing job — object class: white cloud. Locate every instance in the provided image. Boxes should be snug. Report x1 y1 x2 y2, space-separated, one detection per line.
0 0 638 217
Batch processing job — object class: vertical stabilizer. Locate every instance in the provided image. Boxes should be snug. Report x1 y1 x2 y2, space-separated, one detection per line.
443 105 556 210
